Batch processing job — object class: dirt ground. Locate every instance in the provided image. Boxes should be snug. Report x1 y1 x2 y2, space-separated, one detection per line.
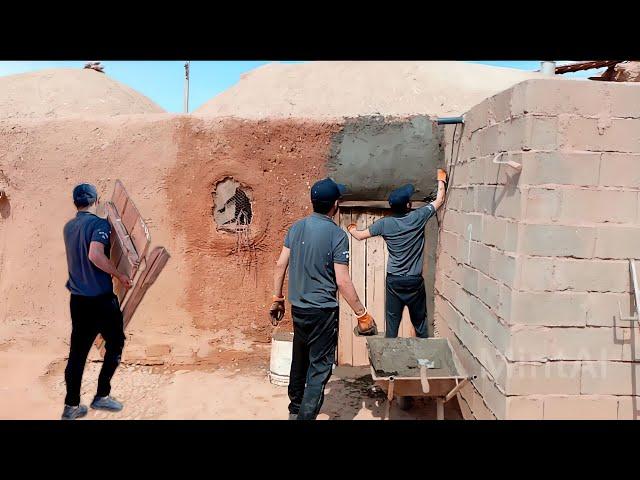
0 343 462 420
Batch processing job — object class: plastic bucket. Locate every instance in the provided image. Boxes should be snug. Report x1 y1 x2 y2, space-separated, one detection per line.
269 331 294 386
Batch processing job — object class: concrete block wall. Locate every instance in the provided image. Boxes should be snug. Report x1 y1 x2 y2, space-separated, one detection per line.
435 79 640 419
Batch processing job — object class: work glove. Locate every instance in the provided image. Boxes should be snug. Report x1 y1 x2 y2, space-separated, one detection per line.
354 308 378 336
269 295 286 326
437 168 448 184
347 223 357 234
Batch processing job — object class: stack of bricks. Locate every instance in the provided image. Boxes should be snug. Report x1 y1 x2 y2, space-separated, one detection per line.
435 78 640 419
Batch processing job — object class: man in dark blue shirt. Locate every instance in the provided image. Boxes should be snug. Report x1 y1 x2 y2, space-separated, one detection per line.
61 183 132 420
348 169 447 339
270 178 377 420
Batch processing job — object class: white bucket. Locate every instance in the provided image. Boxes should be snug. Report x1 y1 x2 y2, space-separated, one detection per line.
269 331 294 386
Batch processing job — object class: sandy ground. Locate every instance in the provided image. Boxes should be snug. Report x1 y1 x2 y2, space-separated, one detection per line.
0 344 462 420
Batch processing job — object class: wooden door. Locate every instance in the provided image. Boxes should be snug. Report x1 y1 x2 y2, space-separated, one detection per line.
336 207 415 366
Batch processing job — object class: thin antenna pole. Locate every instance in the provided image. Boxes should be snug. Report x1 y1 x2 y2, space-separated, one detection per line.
184 61 190 113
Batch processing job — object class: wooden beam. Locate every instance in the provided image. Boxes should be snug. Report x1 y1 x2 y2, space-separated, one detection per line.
339 201 427 209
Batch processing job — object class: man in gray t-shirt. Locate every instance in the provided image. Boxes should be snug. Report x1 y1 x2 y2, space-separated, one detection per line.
348 169 447 338
269 178 376 420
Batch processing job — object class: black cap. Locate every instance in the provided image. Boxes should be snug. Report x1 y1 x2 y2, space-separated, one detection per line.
73 183 98 207
388 184 415 207
311 178 347 203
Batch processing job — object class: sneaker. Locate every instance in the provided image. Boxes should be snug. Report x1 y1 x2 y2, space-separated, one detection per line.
90 396 123 412
288 413 297 420
61 404 88 420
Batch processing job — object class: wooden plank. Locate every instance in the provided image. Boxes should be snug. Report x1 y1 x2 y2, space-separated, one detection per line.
351 210 368 366
121 199 141 235
122 247 170 330
95 247 170 352
112 180 128 216
366 212 386 337
339 201 427 209
130 215 151 259
337 209 353 366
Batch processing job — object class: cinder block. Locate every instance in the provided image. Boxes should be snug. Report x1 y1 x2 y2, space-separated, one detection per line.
482 215 506 249
466 294 511 353
524 188 561 222
478 123 501 157
521 151 601 187
434 295 462 333
594 225 640 259
492 186 522 219
519 224 596 258
505 396 544 420
487 88 514 125
559 189 637 224
511 291 588 327
506 361 581 395
581 361 640 395
484 152 523 186
478 369 507 419
523 116 560 151
442 209 464 235
470 241 493 275
467 159 486 185
498 116 529 152
146 344 172 357
599 153 640 188
609 83 640 118
461 187 477 213
585 292 633 327
464 102 491 134
561 116 640 153
492 250 517 286
497 283 513 321
439 230 460 261
519 257 630 293
509 326 629 362
476 271 499 312
543 395 619 420
616 396 640 420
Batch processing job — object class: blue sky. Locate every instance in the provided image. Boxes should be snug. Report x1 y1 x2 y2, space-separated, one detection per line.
0 61 601 113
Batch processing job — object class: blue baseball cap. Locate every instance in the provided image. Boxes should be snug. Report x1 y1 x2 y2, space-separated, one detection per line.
311 178 347 203
72 183 98 207
388 184 415 207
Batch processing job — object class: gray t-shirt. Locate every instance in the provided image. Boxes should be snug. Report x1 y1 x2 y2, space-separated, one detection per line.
284 213 349 309
63 211 114 296
369 204 436 277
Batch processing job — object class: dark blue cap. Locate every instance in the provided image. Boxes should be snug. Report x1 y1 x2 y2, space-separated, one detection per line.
311 178 347 203
73 183 98 207
388 184 415 207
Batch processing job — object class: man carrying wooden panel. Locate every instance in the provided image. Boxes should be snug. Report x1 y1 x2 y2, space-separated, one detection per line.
347 169 447 338
60 183 133 420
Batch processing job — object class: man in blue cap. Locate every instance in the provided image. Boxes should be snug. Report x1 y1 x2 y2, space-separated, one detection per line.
60 183 133 420
270 177 377 420
348 169 448 338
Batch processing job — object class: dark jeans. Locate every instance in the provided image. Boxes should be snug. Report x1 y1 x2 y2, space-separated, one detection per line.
385 274 428 339
64 293 126 406
288 306 338 420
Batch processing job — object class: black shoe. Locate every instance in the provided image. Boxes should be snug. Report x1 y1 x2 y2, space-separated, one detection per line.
90 396 123 412
61 404 88 420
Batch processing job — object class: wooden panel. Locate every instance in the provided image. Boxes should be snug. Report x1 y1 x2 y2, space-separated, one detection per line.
121 199 141 234
112 180 128 216
130 215 151 258
366 212 386 337
351 210 368 366
337 210 353 366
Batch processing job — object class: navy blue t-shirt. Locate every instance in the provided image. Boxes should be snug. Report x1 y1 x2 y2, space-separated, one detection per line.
284 213 349 309
63 212 114 296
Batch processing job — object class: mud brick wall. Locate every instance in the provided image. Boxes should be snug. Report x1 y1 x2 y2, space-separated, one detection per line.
435 79 640 419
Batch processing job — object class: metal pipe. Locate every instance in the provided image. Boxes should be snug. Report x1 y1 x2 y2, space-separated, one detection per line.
437 116 464 125
184 61 190 113
631 259 640 319
541 61 556 76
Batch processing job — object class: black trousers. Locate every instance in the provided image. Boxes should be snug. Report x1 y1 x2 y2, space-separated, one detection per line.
385 274 428 339
288 306 338 420
64 293 126 406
